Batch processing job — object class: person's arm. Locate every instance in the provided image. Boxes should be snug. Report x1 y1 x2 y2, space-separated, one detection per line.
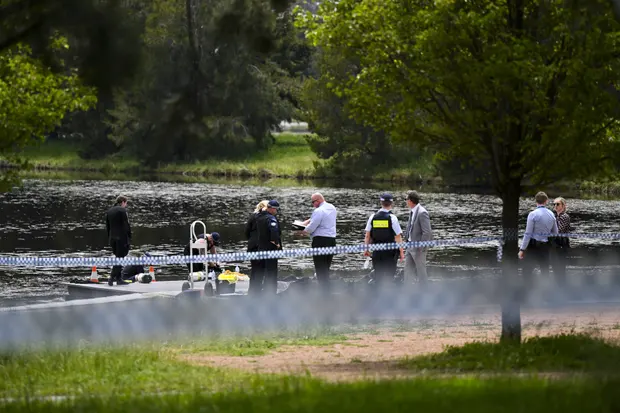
419 211 432 242
207 244 218 268
551 217 559 236
521 213 534 250
269 218 281 248
105 213 110 238
303 209 321 235
364 231 372 257
519 212 534 258
395 233 405 260
124 210 132 240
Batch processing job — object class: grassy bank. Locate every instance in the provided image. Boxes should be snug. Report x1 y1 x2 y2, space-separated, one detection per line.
14 134 438 183
2 330 620 405
400 334 620 373
2 333 620 411
0 332 340 398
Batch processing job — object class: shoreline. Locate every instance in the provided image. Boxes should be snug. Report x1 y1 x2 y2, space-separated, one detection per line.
6 162 604 198
0 160 447 187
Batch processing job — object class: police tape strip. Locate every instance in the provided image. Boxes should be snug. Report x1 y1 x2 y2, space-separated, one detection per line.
0 232 619 267
0 235 502 267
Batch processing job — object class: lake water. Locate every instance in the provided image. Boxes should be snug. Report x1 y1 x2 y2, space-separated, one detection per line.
1 177 619 306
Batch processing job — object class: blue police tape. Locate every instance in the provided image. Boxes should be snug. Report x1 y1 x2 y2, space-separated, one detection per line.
0 235 503 267
1 232 619 268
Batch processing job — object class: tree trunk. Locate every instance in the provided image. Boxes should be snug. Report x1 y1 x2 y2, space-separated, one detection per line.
185 0 201 114
500 177 522 343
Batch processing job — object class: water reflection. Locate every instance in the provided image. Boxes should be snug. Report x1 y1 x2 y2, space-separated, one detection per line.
0 178 619 305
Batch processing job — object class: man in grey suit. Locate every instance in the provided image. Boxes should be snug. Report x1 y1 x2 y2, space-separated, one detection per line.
404 190 433 285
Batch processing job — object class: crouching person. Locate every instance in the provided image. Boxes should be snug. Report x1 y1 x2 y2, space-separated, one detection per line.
120 250 152 283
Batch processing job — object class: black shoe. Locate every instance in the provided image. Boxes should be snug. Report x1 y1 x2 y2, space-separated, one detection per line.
108 280 114 286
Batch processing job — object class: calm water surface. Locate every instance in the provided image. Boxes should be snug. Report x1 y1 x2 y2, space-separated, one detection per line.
1 178 619 306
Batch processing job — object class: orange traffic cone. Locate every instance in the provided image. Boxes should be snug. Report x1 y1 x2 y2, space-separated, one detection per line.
90 266 99 283
149 266 156 282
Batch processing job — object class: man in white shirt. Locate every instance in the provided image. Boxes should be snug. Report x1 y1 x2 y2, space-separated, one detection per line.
302 193 337 291
519 191 558 284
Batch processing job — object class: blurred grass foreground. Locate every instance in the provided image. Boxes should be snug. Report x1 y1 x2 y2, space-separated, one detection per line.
2 327 620 412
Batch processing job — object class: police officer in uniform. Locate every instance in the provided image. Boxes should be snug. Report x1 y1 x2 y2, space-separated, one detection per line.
245 200 269 295
364 193 405 287
256 200 282 294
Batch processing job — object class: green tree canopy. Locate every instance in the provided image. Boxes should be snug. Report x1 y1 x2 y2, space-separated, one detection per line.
301 0 620 341
0 40 96 190
105 0 307 165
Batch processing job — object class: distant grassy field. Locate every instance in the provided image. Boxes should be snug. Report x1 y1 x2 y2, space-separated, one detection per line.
14 134 437 183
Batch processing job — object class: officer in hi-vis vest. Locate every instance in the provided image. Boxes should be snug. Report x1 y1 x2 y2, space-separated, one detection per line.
364 193 405 286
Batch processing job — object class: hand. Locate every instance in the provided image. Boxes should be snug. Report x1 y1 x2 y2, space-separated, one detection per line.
364 250 371 257
518 250 524 260
399 249 405 261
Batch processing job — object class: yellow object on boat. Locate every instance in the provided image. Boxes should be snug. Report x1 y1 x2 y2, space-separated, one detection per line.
217 269 248 283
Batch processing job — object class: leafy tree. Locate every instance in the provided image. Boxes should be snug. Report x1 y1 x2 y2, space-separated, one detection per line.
0 40 96 189
107 0 304 165
300 48 396 177
297 19 429 178
302 0 620 341
0 0 143 92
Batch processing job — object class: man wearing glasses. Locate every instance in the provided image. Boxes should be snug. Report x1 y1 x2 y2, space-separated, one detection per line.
302 193 337 292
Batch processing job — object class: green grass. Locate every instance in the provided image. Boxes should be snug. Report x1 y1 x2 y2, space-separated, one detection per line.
16 134 316 177
13 134 442 183
400 334 620 373
0 346 261 399
157 133 318 177
170 328 350 356
3 333 620 411
19 140 140 170
0 327 351 398
3 377 620 413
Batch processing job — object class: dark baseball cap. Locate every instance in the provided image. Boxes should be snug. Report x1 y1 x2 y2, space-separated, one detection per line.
211 232 221 245
268 200 280 208
380 193 393 202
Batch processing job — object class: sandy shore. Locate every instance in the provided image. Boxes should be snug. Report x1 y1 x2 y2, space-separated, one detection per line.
184 303 620 381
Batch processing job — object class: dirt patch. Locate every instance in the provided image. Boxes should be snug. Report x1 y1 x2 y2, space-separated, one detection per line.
183 304 620 381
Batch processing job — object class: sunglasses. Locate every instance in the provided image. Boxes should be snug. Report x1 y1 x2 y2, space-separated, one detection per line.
554 203 562 206
311 199 319 204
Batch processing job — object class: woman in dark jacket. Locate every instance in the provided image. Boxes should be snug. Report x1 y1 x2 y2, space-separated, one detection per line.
245 200 269 295
553 197 571 287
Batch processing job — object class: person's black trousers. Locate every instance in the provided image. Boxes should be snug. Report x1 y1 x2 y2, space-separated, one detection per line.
522 239 551 285
249 256 263 296
263 259 278 294
312 236 336 291
110 238 130 284
553 246 568 287
372 250 398 286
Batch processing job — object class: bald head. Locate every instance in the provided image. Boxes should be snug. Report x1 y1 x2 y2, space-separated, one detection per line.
311 193 325 207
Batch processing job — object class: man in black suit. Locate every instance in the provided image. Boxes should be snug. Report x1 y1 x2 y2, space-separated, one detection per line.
106 195 132 286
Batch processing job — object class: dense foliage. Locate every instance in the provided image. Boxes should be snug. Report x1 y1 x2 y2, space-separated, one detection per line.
0 40 96 190
301 0 620 340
